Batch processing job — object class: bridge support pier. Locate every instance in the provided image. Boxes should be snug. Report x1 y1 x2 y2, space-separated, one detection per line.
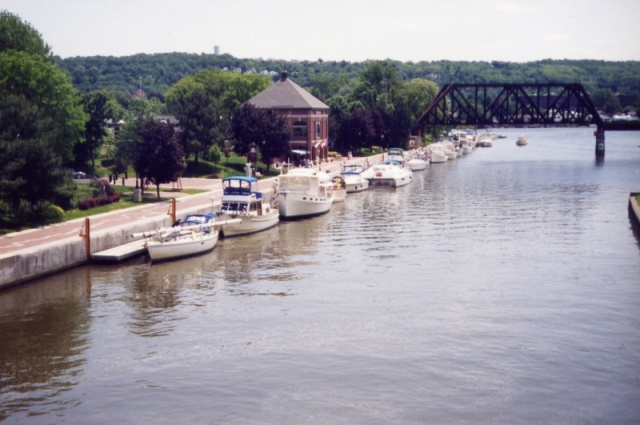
595 126 605 157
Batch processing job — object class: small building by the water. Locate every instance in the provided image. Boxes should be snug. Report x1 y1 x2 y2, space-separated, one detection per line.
246 71 330 165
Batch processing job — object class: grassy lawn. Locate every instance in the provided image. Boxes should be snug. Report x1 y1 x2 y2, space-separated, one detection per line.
0 150 340 235
62 184 203 221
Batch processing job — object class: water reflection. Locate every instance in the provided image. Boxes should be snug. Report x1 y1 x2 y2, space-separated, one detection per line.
0 269 90 420
0 128 639 424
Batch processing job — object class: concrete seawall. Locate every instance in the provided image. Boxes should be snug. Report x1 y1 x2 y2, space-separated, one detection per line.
0 157 374 290
0 203 214 289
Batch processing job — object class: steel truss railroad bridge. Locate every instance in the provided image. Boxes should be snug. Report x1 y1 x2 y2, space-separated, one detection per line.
415 83 640 157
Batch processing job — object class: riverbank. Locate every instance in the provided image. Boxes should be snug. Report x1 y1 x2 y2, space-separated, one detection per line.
0 156 374 289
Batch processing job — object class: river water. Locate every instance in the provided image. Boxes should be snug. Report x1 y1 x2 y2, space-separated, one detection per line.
1 128 639 424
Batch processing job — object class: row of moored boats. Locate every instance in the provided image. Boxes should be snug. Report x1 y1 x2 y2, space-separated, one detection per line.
136 132 526 262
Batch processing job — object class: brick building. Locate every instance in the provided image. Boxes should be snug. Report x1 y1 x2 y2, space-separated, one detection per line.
246 71 330 165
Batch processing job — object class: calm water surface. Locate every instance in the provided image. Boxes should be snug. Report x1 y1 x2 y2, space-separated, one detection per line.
1 128 640 424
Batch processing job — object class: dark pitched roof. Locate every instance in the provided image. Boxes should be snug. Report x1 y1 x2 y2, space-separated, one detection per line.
247 72 329 110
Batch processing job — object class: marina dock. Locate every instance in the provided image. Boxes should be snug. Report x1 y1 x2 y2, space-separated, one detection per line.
91 239 147 262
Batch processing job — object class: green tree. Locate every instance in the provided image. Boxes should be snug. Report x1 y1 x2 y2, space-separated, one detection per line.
590 88 622 115
0 43 85 221
80 90 112 169
208 144 223 172
231 104 291 172
112 96 165 185
334 108 379 154
135 120 185 199
166 69 270 164
403 79 439 125
0 10 51 58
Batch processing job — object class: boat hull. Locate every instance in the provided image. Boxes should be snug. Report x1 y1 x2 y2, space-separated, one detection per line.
367 172 413 187
407 159 428 171
344 180 369 193
146 232 218 261
219 211 279 237
275 192 333 219
430 152 448 163
342 172 369 193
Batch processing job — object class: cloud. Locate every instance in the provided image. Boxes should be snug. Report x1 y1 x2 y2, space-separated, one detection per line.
543 33 573 43
494 0 535 14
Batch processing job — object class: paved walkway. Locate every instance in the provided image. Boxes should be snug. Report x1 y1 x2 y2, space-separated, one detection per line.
0 157 374 257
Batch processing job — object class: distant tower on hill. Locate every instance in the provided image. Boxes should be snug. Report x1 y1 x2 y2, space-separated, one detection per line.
214 45 220 56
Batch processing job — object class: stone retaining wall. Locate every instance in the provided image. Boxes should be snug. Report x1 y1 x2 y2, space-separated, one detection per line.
0 204 213 290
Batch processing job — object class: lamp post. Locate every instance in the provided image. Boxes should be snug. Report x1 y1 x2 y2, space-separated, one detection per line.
249 143 257 176
132 138 142 202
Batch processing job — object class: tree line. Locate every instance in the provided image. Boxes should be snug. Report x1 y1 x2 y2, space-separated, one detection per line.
56 53 640 107
2 9 639 228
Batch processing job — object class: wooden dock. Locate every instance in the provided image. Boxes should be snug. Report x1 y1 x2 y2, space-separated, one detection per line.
92 239 147 262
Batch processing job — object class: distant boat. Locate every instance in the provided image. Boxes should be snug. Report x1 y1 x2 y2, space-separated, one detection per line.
361 159 413 187
516 134 528 146
426 144 448 163
341 164 369 193
406 150 428 171
478 136 493 147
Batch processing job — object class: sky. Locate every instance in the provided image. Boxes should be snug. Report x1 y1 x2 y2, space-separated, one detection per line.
2 0 640 63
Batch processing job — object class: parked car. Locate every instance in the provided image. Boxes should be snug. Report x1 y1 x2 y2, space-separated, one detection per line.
72 171 86 179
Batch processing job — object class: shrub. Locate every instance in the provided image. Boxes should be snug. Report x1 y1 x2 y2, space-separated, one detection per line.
79 198 96 210
79 191 121 210
42 204 65 222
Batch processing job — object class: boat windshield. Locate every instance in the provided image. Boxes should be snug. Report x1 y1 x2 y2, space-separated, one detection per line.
220 202 248 213
182 214 212 226
223 179 253 195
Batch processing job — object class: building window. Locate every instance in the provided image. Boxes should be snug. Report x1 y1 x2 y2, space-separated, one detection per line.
293 121 307 137
316 122 321 138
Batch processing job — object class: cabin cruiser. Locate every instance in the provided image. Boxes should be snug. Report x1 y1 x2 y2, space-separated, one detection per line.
273 168 334 219
426 143 449 163
341 164 369 193
406 150 428 170
217 176 279 237
361 159 413 187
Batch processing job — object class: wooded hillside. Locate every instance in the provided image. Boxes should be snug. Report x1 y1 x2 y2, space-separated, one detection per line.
56 53 640 106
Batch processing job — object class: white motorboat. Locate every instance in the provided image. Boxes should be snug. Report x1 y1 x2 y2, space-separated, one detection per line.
217 176 279 237
461 140 473 154
273 168 334 219
516 134 528 146
478 136 493 147
426 144 449 163
441 141 458 159
386 147 405 163
135 213 240 262
341 164 369 193
361 159 413 187
406 150 428 171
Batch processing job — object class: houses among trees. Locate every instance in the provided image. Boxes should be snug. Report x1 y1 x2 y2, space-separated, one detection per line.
2 9 640 227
